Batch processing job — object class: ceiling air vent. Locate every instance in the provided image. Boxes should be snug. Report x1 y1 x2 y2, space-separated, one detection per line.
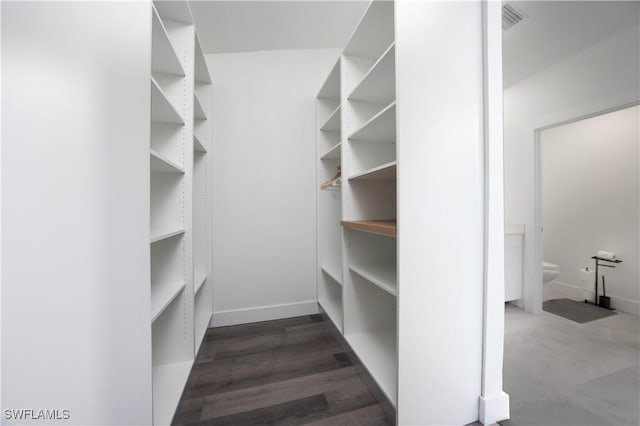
503 3 526 30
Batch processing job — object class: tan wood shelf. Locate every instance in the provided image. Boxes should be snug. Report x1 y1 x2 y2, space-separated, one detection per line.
341 220 397 237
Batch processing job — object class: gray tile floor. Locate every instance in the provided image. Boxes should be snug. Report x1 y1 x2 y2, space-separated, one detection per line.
502 304 640 426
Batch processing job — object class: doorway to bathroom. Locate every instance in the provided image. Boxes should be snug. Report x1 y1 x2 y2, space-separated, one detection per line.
536 103 639 315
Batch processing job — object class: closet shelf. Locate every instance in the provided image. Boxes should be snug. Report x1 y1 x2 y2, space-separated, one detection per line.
152 361 192 426
320 105 341 132
321 264 343 285
349 161 396 181
194 135 207 153
151 281 186 323
319 297 343 332
151 149 185 173
320 142 341 160
348 43 395 105
151 77 185 124
154 1 193 25
343 0 395 61
349 264 397 296
316 59 341 101
194 93 207 120
346 330 397 405
195 34 212 84
194 274 207 295
348 101 396 143
341 220 397 237
150 228 185 244
151 6 185 76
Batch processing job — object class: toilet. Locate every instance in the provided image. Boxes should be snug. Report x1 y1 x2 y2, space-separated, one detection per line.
543 261 560 283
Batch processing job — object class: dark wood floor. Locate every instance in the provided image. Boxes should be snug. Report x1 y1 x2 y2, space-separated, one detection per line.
172 314 394 425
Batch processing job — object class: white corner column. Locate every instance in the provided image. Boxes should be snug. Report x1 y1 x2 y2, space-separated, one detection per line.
479 0 510 424
396 1 485 424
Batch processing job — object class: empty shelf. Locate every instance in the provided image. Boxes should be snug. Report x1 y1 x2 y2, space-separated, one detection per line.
194 93 207 120
194 273 207 295
151 281 186 323
150 228 185 244
152 361 192 426
321 263 342 285
195 34 212 84
321 143 341 160
316 59 340 100
151 6 185 76
151 150 185 173
341 220 396 237
349 161 396 181
348 43 395 105
320 106 341 132
348 101 396 143
349 263 397 296
346 330 397 405
318 297 343 332
151 77 184 124
194 134 207 153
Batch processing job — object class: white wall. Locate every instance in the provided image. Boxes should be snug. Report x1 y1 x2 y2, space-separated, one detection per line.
207 49 341 326
541 105 639 313
2 2 152 423
504 25 640 313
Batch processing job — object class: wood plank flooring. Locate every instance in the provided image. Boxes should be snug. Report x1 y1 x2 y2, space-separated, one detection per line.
173 314 393 425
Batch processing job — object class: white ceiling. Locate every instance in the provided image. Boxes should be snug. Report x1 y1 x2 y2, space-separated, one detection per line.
189 1 639 86
189 1 369 54
502 1 640 86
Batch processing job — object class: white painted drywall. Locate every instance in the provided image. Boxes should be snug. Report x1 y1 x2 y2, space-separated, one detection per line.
207 49 341 325
503 25 640 313
2 2 152 424
541 105 639 313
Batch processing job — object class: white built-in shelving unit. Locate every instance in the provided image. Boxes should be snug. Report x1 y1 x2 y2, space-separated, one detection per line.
150 2 212 424
316 2 489 424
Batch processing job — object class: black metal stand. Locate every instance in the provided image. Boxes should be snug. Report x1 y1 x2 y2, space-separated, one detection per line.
587 256 622 309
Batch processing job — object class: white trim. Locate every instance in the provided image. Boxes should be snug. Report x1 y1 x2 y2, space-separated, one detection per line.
479 392 510 426
480 2 509 425
210 301 320 327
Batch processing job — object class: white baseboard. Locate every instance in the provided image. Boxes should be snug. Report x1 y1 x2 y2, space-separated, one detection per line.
210 301 320 327
548 281 639 315
479 391 510 425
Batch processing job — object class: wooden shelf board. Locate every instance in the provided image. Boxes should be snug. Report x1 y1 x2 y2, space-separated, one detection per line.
151 6 185 76
345 330 397 406
151 77 184 125
151 149 185 173
349 264 397 296
321 264 343 286
348 101 396 143
348 161 396 181
348 43 395 104
194 134 207 153
320 105 341 132
320 142 341 160
341 220 396 237
150 228 185 244
152 361 192 426
151 281 186 323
